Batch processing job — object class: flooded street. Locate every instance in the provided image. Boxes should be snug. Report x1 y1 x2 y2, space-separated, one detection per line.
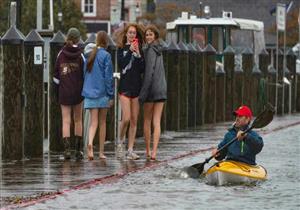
23 124 300 210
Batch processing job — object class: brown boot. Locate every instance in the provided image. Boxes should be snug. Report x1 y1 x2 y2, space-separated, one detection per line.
63 137 71 160
75 136 84 160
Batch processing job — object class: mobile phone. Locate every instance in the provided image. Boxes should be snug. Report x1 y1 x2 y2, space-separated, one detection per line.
133 38 138 44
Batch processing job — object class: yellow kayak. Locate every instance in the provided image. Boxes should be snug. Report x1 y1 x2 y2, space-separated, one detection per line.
205 160 267 185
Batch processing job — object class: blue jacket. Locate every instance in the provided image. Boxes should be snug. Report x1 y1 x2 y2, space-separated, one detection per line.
82 48 114 99
217 126 264 165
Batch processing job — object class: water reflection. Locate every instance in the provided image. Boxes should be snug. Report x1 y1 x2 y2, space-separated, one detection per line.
24 125 300 210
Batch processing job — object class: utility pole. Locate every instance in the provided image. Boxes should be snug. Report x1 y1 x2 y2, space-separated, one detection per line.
58 0 63 30
15 0 21 28
37 0 43 30
49 0 54 30
120 0 125 22
9 2 17 27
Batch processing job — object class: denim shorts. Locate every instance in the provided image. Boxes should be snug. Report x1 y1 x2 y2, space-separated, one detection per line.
84 96 109 109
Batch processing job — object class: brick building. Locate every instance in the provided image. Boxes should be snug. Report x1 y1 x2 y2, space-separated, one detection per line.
110 0 148 25
74 0 111 34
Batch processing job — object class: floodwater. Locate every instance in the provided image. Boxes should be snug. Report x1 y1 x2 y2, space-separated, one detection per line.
25 125 300 210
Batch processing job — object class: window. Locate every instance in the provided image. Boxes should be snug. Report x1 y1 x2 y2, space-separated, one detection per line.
82 0 96 17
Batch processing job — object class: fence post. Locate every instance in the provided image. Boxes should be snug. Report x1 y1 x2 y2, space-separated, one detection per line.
23 30 44 157
276 49 284 115
194 44 203 126
166 41 180 131
242 47 254 110
258 49 269 113
49 31 65 152
251 62 262 115
178 41 189 130
286 49 297 113
1 26 25 160
216 56 225 122
267 49 277 108
159 39 168 133
297 71 300 112
0 35 2 161
283 64 291 114
232 50 244 111
203 44 216 124
187 43 197 128
224 46 235 121
106 35 117 142
0 35 2 162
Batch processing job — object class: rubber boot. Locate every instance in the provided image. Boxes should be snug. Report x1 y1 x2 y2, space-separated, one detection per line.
63 137 71 160
75 136 84 160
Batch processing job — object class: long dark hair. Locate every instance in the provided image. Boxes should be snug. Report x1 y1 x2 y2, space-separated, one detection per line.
116 23 144 48
87 31 109 71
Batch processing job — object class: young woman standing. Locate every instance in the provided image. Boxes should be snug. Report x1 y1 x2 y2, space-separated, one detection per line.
139 25 167 160
82 31 114 160
116 23 145 160
53 28 85 160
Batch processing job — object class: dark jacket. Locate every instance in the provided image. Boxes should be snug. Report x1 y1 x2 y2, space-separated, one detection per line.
139 42 167 103
216 125 264 165
117 44 145 97
54 45 84 105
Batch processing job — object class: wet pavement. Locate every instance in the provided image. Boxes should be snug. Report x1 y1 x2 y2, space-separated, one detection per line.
0 114 300 209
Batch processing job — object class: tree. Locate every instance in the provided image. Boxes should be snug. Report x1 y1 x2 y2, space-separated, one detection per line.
0 0 11 36
0 0 86 39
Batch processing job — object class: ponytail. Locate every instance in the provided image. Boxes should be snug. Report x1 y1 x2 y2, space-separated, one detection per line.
87 47 98 71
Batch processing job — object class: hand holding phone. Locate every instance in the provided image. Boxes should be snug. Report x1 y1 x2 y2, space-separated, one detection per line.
132 38 139 54
133 38 139 45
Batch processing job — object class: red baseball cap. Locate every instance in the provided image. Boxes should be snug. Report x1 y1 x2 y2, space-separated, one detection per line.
233 105 253 118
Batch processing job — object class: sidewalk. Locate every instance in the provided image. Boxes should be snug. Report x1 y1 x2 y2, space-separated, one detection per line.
1 114 300 208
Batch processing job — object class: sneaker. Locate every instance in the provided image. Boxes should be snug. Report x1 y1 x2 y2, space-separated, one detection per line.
127 151 140 160
116 143 124 159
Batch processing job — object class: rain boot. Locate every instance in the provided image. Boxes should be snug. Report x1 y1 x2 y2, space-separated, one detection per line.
63 137 71 160
75 136 84 160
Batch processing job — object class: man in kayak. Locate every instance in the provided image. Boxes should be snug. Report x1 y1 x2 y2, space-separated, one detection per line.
212 105 264 165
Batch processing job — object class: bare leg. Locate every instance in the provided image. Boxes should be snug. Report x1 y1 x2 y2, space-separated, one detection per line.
61 105 72 159
119 95 131 143
151 102 164 159
73 102 83 137
61 105 72 138
143 103 154 157
87 109 99 160
99 108 108 159
128 97 139 151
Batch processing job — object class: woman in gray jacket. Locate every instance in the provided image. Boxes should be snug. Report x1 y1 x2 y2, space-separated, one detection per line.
139 25 167 160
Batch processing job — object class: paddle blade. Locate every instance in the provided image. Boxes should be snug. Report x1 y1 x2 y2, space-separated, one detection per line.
182 166 200 179
191 162 205 173
183 162 206 178
251 103 275 129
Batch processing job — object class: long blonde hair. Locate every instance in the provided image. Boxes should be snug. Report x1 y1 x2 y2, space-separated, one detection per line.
116 23 144 48
87 31 109 71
